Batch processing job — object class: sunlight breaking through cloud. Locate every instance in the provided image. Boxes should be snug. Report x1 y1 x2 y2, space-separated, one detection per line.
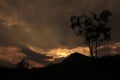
0 0 119 68
26 44 90 58
44 47 90 58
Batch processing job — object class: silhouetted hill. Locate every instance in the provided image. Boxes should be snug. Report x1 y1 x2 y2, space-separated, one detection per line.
62 52 92 64
0 52 120 80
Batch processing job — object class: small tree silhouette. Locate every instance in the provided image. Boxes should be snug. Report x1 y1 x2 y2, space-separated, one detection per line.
70 9 112 58
16 59 29 69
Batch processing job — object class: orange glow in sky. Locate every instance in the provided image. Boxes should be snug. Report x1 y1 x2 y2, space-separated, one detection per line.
27 44 90 58
45 47 90 58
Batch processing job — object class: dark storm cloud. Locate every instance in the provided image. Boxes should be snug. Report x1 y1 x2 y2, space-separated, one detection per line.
0 0 119 52
0 46 53 67
20 46 53 64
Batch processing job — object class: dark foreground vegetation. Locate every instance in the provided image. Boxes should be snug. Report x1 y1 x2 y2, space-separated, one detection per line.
0 52 120 80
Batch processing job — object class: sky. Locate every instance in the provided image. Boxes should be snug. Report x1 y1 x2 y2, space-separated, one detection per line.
0 0 120 68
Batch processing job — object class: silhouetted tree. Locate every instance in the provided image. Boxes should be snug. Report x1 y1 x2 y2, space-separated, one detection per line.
70 9 112 58
16 59 29 69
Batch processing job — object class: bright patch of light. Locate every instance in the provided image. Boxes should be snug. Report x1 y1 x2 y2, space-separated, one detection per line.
45 47 90 58
26 44 90 58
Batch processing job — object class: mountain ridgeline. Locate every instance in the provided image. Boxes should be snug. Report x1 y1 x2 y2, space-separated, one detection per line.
0 52 120 80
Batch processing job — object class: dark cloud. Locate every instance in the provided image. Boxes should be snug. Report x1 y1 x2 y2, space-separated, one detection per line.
20 46 53 65
0 0 119 55
0 46 53 68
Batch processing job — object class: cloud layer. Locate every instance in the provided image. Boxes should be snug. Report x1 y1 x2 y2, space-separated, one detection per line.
0 0 120 48
0 0 120 67
0 46 52 68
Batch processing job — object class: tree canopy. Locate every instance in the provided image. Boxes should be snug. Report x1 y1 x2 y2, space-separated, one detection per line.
70 9 112 58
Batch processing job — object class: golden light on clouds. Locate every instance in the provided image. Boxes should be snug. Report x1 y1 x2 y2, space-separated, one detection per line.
0 42 120 68
0 46 26 67
26 44 44 53
0 0 119 68
109 42 120 54
45 47 90 58
109 42 120 49
47 48 71 58
0 46 48 68
27 42 120 59
26 44 90 58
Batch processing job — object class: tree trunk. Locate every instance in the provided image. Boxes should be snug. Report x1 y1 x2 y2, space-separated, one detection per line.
90 48 94 58
88 41 94 58
95 41 98 58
